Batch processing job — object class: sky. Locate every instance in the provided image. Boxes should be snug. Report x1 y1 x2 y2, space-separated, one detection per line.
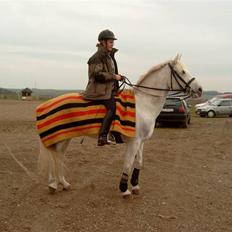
0 0 231 92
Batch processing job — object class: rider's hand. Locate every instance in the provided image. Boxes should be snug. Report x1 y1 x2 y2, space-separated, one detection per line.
115 74 124 81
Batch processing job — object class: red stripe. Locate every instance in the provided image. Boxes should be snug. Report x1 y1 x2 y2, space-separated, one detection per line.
116 107 135 117
112 121 136 132
37 95 84 113
43 122 135 144
117 93 134 100
43 125 101 142
37 104 135 129
37 108 107 129
37 93 134 114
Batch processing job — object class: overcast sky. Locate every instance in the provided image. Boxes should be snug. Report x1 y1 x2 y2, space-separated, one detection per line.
0 0 231 92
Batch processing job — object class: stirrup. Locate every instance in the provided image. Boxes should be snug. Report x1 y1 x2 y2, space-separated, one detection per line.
107 133 116 145
97 136 109 146
97 134 116 146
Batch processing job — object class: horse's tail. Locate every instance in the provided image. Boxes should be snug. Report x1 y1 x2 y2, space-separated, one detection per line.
38 139 71 191
37 140 57 178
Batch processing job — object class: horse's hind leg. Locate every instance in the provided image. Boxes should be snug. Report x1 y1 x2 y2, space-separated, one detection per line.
55 139 71 190
48 148 60 193
38 140 59 193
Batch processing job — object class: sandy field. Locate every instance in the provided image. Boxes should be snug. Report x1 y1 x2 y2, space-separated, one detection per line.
0 99 232 232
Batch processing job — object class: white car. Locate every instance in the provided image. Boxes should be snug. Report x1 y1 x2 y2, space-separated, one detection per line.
195 94 232 114
197 99 232 118
195 97 217 114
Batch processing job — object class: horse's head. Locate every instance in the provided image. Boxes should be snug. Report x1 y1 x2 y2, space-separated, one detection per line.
169 54 202 98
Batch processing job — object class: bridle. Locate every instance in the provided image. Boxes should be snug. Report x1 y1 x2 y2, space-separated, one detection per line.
119 63 196 98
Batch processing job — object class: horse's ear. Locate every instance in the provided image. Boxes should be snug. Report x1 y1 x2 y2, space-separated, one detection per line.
173 54 182 64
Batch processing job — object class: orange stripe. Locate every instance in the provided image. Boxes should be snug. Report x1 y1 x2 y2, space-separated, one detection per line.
37 107 135 130
37 109 106 129
116 93 134 100
42 121 135 144
116 107 135 117
37 93 134 114
37 95 84 113
112 121 136 132
43 125 101 142
37 102 135 129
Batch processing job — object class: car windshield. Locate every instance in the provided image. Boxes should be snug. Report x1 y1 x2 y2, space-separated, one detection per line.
211 100 221 106
165 99 181 107
208 97 217 105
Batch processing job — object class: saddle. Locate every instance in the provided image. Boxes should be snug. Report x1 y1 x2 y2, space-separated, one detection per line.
36 89 136 147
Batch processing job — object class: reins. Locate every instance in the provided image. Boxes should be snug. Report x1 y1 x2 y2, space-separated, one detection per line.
119 63 196 99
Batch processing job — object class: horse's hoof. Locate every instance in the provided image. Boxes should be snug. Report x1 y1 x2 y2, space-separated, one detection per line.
132 185 140 195
63 183 71 191
48 183 57 194
121 189 131 199
48 186 57 194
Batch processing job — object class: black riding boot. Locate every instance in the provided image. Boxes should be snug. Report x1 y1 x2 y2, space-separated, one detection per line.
98 109 115 146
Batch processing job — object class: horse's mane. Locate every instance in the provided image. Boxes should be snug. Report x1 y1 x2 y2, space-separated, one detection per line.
137 60 172 85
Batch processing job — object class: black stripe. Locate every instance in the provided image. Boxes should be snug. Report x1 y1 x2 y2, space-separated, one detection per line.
115 98 135 108
114 115 135 127
39 115 135 139
37 102 100 121
37 100 135 121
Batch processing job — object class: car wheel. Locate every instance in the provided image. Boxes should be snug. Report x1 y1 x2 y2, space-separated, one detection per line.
195 110 200 115
155 121 159 128
181 119 188 128
207 110 215 118
229 115 232 117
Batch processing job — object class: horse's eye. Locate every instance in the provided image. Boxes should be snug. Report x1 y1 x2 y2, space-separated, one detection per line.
182 70 186 74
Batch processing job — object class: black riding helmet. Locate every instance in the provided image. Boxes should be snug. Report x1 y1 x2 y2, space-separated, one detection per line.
98 29 117 41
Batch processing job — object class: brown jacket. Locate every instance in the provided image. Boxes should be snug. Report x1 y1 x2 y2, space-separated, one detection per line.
83 44 119 100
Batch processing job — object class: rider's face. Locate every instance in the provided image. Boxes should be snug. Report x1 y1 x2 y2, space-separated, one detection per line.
102 40 114 52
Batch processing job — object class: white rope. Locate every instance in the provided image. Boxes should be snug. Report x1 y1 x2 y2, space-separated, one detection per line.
2 141 39 183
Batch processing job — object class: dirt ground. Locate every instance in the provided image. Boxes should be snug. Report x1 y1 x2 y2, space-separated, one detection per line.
0 99 232 232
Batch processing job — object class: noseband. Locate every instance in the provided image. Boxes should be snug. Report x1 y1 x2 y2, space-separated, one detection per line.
168 63 195 94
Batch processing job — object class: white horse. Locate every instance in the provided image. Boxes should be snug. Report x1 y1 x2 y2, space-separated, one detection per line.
38 54 202 197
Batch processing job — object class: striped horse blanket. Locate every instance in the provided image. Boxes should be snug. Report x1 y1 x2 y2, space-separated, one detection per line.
36 90 136 147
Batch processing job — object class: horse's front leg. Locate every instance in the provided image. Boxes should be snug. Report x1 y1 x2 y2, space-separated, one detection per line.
131 142 144 195
119 138 141 198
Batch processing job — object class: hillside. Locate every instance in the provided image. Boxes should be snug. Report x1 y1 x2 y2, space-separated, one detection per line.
0 87 231 101
0 88 16 95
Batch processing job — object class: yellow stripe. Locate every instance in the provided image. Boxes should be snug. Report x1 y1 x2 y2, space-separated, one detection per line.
42 122 135 147
37 98 87 116
37 104 135 126
37 113 105 133
37 109 135 134
42 123 101 146
37 90 136 147
37 105 105 123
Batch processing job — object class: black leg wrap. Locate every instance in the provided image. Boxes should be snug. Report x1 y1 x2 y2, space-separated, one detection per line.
119 173 128 192
130 168 140 187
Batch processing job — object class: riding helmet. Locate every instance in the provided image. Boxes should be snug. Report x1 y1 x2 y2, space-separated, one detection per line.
98 29 117 41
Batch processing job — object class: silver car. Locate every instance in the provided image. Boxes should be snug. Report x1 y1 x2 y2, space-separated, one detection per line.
198 99 232 117
195 97 218 114
195 94 232 114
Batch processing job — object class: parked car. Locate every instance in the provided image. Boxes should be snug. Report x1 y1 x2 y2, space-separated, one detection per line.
195 94 232 114
156 97 191 128
198 99 232 117
195 97 218 114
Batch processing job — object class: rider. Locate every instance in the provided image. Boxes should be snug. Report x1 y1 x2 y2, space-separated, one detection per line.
83 29 124 146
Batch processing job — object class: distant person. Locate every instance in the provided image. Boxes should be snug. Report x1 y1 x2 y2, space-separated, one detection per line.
83 29 124 146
